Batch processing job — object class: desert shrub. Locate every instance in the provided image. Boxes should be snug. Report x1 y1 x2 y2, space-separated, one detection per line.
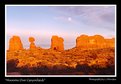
107 57 114 66
91 64 115 75
14 52 19 56
64 67 76 73
54 64 68 70
91 64 101 69
43 52 48 55
19 65 30 75
32 65 49 74
76 64 91 74
7 59 19 72
89 52 97 60
106 65 115 75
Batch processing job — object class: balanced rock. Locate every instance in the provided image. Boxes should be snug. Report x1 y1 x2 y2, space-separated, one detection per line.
9 36 23 51
29 37 35 43
51 35 64 51
29 37 36 49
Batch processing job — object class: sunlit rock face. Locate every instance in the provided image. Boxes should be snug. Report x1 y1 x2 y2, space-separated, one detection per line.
51 35 64 51
7 35 115 75
29 37 36 49
76 34 89 48
9 36 23 51
89 35 105 48
105 38 115 48
29 37 35 42
76 34 114 49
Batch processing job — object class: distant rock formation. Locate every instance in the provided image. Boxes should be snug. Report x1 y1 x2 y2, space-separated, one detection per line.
76 34 89 48
9 36 23 51
76 34 115 49
8 35 114 51
29 37 36 49
51 35 64 51
89 35 106 48
105 38 115 48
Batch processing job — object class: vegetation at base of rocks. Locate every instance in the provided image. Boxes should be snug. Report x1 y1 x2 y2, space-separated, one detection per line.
7 60 114 75
7 47 115 75
7 59 19 72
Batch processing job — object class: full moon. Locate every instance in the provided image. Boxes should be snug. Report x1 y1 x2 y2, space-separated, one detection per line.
68 17 72 21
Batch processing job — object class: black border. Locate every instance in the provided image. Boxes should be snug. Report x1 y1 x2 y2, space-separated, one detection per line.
0 1 120 83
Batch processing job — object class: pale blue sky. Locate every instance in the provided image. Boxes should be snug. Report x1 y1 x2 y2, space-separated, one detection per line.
6 5 116 49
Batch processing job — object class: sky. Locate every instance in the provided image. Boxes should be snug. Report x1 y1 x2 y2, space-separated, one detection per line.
6 5 116 49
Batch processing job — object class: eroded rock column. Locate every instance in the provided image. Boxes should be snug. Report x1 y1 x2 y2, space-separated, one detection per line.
9 36 23 51
51 35 64 51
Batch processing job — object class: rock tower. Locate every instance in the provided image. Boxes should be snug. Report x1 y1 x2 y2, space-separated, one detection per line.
51 35 64 51
29 37 36 49
9 36 23 51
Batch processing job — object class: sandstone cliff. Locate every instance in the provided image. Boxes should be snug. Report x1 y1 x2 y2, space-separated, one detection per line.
76 34 114 49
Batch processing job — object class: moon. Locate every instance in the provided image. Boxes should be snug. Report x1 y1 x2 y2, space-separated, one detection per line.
68 17 72 21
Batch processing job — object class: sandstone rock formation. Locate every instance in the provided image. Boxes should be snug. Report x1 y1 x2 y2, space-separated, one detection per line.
7 35 115 75
76 34 89 48
9 36 23 51
89 35 105 48
51 35 64 51
105 38 115 48
76 34 115 49
29 37 36 49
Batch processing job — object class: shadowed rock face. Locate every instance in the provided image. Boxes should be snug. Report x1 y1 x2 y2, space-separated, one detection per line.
51 36 64 51
76 34 114 49
29 37 36 49
9 36 23 51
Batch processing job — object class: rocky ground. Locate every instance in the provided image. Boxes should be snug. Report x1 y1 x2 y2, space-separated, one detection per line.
7 47 115 75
